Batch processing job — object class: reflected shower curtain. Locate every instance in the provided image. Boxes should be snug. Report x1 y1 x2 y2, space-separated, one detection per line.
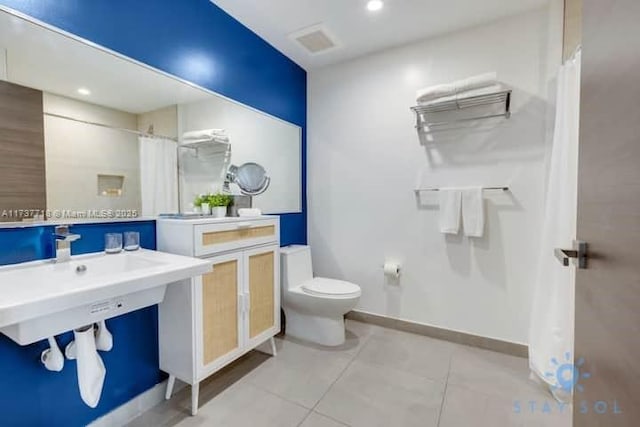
529 51 581 395
139 136 178 216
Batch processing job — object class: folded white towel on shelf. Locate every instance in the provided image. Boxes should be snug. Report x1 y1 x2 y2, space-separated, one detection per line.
238 208 262 217
419 83 507 106
462 187 485 238
182 135 230 145
438 189 462 234
456 72 498 94
457 83 506 100
416 82 458 105
416 72 498 104
182 129 227 141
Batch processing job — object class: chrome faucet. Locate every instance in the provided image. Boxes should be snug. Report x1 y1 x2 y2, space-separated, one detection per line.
53 225 81 263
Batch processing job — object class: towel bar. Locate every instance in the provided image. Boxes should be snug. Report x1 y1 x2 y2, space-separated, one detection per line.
414 186 509 194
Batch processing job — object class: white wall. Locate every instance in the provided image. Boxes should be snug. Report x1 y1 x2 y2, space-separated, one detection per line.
44 93 141 213
179 96 302 214
137 105 178 139
308 8 561 344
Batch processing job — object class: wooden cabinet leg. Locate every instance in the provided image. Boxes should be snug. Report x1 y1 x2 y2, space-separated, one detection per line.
165 375 176 400
191 382 200 416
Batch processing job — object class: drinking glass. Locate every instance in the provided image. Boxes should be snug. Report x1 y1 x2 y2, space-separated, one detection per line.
124 231 140 251
105 233 123 254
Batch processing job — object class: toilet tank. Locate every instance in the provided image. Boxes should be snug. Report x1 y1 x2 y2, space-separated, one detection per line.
280 245 313 290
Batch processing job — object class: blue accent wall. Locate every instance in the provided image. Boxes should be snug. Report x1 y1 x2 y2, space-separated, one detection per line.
0 0 307 247
0 222 159 426
0 1 307 425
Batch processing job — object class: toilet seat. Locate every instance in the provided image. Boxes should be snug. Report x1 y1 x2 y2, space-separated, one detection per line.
300 278 361 298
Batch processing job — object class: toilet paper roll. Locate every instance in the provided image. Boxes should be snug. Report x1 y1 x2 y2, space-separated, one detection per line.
383 262 401 278
75 325 106 408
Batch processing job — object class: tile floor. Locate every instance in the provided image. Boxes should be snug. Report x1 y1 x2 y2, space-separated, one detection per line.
127 320 572 427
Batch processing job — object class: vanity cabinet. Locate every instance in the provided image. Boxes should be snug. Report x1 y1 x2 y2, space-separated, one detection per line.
157 217 280 415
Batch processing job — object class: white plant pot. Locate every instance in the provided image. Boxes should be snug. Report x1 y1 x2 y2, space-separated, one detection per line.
201 203 211 215
211 206 227 218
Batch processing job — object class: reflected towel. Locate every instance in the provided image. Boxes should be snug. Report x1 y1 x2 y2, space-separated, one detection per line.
462 188 485 238
438 189 462 234
182 129 227 140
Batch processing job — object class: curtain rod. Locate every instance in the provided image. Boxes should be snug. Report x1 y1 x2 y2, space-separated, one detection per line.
43 112 178 142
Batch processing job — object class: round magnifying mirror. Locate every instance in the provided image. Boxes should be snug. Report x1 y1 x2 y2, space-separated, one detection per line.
227 162 271 196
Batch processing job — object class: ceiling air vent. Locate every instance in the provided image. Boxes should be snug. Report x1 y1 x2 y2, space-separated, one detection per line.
290 25 339 55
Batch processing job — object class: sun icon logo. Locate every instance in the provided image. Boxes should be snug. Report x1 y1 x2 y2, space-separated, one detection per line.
546 352 591 393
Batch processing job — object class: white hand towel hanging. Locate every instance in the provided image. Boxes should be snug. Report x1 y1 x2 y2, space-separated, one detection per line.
95 321 113 352
461 188 485 238
74 325 106 408
438 189 462 234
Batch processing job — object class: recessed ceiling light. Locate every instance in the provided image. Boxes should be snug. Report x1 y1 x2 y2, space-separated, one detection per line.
77 88 91 96
367 0 384 12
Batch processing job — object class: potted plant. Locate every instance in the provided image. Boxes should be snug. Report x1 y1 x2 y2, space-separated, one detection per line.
207 193 233 218
193 194 210 215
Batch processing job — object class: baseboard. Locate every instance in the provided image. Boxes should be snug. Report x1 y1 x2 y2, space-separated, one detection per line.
88 379 186 427
346 310 528 358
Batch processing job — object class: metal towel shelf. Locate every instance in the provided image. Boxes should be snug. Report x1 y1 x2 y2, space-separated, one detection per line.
411 90 512 132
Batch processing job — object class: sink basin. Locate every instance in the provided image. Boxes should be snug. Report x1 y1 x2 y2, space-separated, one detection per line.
0 249 212 345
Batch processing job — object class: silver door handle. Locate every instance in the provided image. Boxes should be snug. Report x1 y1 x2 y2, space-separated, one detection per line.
554 240 588 269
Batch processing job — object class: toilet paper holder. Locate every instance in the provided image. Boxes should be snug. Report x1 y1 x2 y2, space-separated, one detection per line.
381 262 401 277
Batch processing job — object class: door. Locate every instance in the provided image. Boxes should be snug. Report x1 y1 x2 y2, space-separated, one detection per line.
573 0 640 424
197 252 244 376
243 245 280 348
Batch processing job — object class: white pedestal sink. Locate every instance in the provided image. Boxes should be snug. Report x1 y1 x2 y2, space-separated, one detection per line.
0 249 212 345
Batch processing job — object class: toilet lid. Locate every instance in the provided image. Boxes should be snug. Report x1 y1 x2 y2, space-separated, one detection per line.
301 278 361 297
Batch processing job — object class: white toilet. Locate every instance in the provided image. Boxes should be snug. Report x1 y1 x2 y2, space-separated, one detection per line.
280 245 361 346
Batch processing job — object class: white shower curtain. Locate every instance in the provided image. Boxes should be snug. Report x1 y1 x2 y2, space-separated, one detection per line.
139 136 178 216
529 51 581 392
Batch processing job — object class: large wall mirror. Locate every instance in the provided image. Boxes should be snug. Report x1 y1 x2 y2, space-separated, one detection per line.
0 9 302 222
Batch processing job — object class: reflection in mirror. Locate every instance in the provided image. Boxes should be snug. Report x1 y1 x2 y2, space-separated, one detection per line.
178 97 301 214
0 9 302 222
43 94 142 213
227 163 271 196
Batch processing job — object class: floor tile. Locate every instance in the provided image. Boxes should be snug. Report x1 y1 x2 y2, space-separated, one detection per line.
299 412 349 427
448 345 549 401
439 384 572 427
126 399 188 427
126 352 270 427
281 319 379 357
357 327 457 381
244 337 352 408
315 360 445 427
128 321 571 427
176 382 309 427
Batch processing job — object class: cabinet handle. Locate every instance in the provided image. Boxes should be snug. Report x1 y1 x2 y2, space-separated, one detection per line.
236 222 252 229
238 294 245 314
244 293 251 312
